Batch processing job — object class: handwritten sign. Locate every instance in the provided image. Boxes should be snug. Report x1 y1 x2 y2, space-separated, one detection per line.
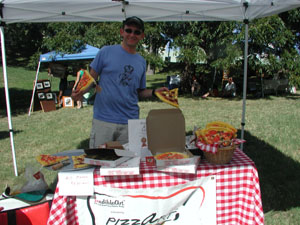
128 119 148 157
58 168 94 196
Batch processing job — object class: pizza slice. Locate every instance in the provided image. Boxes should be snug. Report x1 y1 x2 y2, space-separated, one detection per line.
74 70 98 92
155 88 179 108
154 152 188 160
72 154 90 169
36 154 69 167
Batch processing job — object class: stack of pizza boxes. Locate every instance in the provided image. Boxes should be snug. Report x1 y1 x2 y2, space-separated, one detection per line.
84 142 141 176
146 108 200 174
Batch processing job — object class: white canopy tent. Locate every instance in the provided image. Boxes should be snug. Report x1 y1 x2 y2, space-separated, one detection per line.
1 0 300 176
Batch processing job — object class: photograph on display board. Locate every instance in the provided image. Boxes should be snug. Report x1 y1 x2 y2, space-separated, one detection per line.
36 82 44 90
62 96 74 108
43 80 51 89
46 93 53 100
38 92 45 100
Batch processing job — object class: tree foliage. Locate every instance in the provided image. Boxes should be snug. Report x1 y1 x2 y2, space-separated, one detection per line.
3 8 300 90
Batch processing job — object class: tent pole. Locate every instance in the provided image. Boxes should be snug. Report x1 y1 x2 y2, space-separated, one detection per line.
28 61 41 116
241 20 249 151
0 26 18 176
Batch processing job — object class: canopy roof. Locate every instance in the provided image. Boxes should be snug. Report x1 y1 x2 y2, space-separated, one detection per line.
1 0 300 24
39 44 99 62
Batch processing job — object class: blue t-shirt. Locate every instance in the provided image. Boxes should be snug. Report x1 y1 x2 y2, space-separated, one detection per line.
90 45 146 124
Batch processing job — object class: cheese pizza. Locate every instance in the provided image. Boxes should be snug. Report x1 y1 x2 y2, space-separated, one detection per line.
36 154 69 167
72 154 89 169
155 88 179 108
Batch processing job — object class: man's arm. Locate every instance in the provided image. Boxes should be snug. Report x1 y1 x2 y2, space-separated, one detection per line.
138 87 169 99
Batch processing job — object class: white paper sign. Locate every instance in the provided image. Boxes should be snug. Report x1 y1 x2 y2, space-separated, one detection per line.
58 168 94 196
128 119 148 156
76 176 216 225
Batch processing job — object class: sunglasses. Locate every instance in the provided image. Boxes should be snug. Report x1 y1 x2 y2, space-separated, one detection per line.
124 28 142 35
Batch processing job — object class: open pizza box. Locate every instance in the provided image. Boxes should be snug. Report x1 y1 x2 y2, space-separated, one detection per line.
83 144 137 168
146 108 200 174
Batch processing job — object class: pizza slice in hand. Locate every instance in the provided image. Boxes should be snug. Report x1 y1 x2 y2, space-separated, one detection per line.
155 88 179 108
36 154 69 167
74 70 101 93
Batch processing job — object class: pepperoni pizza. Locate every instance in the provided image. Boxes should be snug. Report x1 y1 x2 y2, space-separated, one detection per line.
155 88 179 108
36 154 69 167
74 69 97 92
154 152 188 160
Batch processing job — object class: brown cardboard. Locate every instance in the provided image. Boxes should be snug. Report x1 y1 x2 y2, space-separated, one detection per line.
105 141 124 149
146 108 186 153
146 108 200 173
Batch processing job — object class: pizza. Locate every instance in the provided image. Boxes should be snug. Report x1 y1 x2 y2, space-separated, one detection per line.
72 154 89 169
36 154 69 167
74 70 97 92
154 152 188 160
155 88 179 108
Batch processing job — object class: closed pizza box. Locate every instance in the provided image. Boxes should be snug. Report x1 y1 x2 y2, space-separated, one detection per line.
83 148 136 167
146 108 199 173
100 157 141 176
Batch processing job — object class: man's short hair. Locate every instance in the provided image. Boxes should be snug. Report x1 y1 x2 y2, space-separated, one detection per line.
123 16 144 31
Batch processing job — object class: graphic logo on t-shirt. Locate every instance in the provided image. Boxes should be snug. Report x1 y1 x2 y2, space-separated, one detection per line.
119 65 134 86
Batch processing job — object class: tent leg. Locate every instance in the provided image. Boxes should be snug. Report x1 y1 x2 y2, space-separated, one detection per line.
28 61 41 116
1 26 18 176
241 21 249 151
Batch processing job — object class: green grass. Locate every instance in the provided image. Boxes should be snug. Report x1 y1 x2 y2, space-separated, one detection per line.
1 66 300 225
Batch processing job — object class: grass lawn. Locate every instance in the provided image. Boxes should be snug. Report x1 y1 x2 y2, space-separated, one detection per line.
1 66 300 225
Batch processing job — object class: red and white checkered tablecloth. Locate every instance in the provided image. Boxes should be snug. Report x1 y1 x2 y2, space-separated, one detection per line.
48 149 264 225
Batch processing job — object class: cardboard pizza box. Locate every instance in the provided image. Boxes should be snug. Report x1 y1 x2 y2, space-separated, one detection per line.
146 108 200 173
83 148 135 167
100 157 141 176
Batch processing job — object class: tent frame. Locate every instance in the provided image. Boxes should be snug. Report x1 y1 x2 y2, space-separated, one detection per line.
1 1 300 176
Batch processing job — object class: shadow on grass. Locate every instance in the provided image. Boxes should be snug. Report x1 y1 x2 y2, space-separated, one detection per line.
0 130 22 140
0 88 33 116
242 130 300 213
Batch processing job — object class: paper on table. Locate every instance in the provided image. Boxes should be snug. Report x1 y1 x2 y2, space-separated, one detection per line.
58 168 94 196
128 119 148 156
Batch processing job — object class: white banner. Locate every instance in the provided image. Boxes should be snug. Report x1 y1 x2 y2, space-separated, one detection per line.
76 176 216 225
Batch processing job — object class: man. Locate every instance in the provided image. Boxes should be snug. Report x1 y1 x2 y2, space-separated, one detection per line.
72 16 168 147
223 77 236 97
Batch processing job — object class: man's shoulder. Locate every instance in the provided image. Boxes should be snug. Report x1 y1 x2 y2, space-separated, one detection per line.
101 44 120 51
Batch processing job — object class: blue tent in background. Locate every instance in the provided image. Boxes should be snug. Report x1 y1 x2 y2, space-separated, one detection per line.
28 44 100 115
39 44 99 62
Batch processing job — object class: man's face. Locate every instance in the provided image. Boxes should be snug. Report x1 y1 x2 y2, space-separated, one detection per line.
120 24 144 48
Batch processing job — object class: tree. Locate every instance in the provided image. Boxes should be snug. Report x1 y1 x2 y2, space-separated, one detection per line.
4 23 47 66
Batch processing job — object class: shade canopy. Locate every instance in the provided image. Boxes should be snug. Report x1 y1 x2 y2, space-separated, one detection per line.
1 0 300 177
39 44 99 62
1 0 300 23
